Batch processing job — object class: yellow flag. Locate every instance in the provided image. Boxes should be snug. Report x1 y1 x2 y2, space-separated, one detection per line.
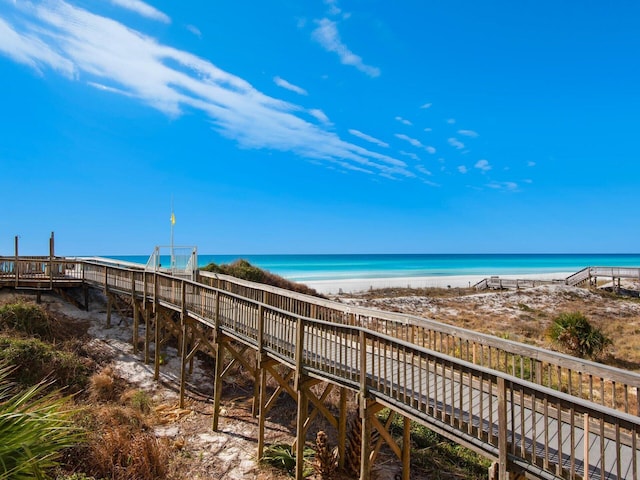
171 212 176 225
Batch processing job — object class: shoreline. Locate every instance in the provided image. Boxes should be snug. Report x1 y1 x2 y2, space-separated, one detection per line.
304 272 575 294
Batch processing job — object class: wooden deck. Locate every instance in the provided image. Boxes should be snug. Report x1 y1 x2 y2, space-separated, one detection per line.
1 256 639 480
474 267 640 290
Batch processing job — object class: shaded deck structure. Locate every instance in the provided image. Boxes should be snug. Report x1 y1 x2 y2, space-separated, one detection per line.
1 254 639 480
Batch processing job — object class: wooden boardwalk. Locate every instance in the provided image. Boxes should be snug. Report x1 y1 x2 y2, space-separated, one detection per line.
1 256 640 479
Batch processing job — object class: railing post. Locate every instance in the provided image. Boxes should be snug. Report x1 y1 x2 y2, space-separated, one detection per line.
497 376 508 479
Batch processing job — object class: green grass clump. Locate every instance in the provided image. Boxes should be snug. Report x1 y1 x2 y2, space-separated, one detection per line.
0 364 82 480
261 443 314 477
548 311 611 359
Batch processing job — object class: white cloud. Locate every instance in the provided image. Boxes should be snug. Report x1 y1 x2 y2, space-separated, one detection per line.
273 76 308 96
425 146 436 154
395 133 422 148
457 165 468 174
416 165 432 176
348 129 389 148
311 18 380 77
527 161 536 167
88 81 133 97
0 17 76 77
324 0 342 16
447 118 456 124
109 0 170 24
395 116 412 126
399 151 420 161
186 25 201 38
420 102 432 109
457 129 478 137
448 137 464 149
475 159 491 172
0 0 414 180
487 181 518 192
309 108 330 124
423 127 432 132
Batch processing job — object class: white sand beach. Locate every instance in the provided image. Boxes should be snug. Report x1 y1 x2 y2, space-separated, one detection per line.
305 272 575 294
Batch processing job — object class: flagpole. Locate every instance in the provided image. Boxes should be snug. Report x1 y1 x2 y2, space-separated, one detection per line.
170 198 175 272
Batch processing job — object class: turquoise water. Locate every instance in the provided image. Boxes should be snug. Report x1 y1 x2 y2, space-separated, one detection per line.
105 253 640 282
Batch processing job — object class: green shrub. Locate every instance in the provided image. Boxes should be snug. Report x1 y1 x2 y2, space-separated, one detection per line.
0 363 82 480
202 259 324 298
0 337 89 391
261 443 314 477
0 301 55 338
548 312 611 359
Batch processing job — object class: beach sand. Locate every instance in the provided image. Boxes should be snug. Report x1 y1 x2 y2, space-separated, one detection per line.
305 271 575 294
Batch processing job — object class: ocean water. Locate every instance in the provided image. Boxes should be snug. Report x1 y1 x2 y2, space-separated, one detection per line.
105 253 640 283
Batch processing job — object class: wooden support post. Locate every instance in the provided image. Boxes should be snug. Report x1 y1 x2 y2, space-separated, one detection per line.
497 377 508 479
257 355 268 460
144 307 151 364
338 387 348 469
295 374 309 480
402 416 411 480
212 339 224 431
253 305 265 418
83 284 89 311
154 309 161 381
106 293 112 328
179 282 188 409
360 397 372 480
133 300 140 354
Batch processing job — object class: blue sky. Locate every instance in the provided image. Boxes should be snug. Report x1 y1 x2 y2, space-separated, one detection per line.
1 0 639 255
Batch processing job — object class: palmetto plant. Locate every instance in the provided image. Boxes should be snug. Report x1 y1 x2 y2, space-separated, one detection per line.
0 364 82 480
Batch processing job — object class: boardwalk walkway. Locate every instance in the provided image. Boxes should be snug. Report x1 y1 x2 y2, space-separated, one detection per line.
1 256 639 479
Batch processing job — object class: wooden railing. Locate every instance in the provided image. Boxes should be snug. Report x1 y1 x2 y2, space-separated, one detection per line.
197 271 640 417
80 260 639 479
2 257 640 478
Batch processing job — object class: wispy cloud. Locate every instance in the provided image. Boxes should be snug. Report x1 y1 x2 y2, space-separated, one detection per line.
416 165 432 176
186 25 201 38
420 102 432 109
457 165 468 174
0 17 76 77
349 129 389 148
448 137 465 149
311 18 380 77
324 0 342 16
309 108 331 124
273 76 308 96
475 159 491 172
109 0 170 24
487 181 519 192
395 116 412 126
446 118 456 124
0 1 413 180
423 127 432 132
395 134 436 155
395 133 422 148
457 129 478 137
399 151 420 161
527 161 536 167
